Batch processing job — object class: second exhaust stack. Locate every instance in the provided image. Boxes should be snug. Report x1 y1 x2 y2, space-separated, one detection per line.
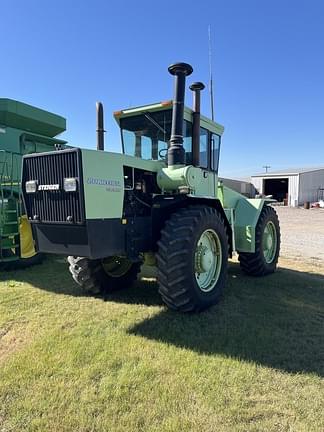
190 82 205 166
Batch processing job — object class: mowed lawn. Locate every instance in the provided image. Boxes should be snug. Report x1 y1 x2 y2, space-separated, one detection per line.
0 256 323 432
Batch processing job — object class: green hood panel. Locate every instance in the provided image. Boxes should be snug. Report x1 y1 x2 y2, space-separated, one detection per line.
81 149 163 219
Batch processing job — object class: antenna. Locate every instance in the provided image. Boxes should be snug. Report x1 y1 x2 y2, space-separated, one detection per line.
208 25 215 121
263 165 271 173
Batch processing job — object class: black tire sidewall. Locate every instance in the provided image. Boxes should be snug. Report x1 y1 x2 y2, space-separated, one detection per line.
256 206 280 272
186 210 228 308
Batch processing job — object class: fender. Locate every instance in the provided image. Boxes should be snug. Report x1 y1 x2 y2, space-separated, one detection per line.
151 194 233 255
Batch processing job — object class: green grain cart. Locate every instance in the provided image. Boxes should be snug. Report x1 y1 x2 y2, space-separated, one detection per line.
0 99 66 268
21 63 280 311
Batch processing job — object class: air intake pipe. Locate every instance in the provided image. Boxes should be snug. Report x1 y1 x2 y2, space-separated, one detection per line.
167 62 193 166
96 101 105 151
189 82 205 166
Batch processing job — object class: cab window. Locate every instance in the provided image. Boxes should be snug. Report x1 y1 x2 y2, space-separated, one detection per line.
183 120 193 164
199 127 208 168
121 110 172 160
211 133 221 172
121 109 193 162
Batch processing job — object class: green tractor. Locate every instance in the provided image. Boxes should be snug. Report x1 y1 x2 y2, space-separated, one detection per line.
21 63 280 311
0 98 66 268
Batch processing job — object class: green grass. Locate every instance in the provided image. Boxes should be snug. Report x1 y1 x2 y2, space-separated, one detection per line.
0 256 323 432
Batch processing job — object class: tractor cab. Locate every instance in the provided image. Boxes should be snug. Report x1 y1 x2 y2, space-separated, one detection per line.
114 101 224 173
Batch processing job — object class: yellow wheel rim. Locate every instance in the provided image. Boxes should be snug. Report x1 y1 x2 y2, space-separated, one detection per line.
19 215 37 259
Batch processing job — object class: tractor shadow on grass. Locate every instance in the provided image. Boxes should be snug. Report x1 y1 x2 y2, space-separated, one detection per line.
1 257 163 306
3 257 324 376
128 263 324 377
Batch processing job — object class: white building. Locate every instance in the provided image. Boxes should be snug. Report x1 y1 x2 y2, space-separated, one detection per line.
251 167 324 207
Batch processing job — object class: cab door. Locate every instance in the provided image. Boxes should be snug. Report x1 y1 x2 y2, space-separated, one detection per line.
198 127 221 198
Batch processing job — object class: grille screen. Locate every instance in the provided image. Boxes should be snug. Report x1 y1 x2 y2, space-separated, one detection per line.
23 149 85 223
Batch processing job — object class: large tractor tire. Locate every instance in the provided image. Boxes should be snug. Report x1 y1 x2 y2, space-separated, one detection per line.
238 205 280 276
156 206 228 312
67 256 142 295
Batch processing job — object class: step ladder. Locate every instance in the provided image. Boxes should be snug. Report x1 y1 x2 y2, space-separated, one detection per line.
0 151 21 263
0 198 20 262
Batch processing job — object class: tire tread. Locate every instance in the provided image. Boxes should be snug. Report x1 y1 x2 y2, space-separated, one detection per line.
238 205 280 276
156 205 228 312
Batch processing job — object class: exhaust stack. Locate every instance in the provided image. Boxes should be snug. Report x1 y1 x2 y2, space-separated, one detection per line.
96 101 105 151
168 62 193 166
189 82 205 166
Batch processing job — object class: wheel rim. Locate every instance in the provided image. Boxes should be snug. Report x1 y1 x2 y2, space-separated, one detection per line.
194 229 222 292
101 257 132 278
262 221 277 263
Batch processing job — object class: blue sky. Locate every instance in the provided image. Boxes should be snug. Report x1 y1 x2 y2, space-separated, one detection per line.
1 0 324 178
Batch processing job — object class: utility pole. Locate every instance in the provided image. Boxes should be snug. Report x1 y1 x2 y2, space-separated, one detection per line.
263 165 271 173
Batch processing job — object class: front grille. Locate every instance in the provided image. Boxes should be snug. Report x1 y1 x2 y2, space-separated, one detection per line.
22 149 85 224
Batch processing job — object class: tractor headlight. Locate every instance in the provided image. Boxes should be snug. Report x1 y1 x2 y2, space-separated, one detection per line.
63 177 78 192
25 180 38 194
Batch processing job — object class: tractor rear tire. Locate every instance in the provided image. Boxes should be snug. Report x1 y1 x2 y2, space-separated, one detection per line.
67 256 142 295
238 205 280 276
156 206 228 312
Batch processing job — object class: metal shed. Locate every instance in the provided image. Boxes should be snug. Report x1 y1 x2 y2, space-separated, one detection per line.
251 167 324 207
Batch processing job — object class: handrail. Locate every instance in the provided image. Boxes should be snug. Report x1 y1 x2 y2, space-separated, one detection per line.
0 150 21 214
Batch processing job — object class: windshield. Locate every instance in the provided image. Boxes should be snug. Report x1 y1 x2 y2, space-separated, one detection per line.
120 109 192 162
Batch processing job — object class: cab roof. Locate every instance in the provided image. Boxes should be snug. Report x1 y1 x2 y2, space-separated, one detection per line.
113 101 224 136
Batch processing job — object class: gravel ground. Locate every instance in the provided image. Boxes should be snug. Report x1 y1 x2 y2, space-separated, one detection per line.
274 206 324 265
